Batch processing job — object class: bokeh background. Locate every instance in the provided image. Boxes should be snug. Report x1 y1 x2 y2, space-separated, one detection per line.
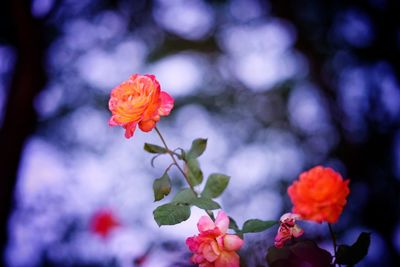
0 0 399 266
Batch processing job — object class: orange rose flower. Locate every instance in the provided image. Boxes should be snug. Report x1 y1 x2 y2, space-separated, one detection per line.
108 74 174 138
287 166 350 224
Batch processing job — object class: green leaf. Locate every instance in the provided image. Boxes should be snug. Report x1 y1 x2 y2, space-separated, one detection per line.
144 143 168 154
336 232 371 266
228 216 240 232
172 189 220 210
153 203 191 226
186 158 203 186
153 173 171 201
172 188 197 204
201 173 230 198
242 219 278 233
187 138 207 159
192 197 221 210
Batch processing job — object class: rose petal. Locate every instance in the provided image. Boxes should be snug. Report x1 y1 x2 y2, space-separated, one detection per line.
223 235 244 251
200 228 222 237
215 251 240 267
198 215 216 232
186 236 199 252
210 240 221 256
191 254 205 264
158 91 174 116
128 74 139 82
292 224 304 238
216 235 224 249
215 211 229 234
124 122 137 138
274 231 291 248
108 116 119 126
280 213 301 222
138 119 156 132
202 243 219 262
274 225 290 242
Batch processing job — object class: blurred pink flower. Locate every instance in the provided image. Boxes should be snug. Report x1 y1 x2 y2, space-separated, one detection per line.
90 209 120 238
274 213 304 248
186 211 244 267
108 74 174 138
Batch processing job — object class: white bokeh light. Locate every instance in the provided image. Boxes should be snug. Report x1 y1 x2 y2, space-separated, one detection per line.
148 53 204 97
154 0 214 40
288 84 331 134
219 20 306 91
78 39 147 91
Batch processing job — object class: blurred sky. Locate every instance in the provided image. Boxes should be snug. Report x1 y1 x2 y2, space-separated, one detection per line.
0 0 399 266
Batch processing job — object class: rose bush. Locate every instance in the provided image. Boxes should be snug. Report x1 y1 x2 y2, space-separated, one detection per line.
107 74 370 267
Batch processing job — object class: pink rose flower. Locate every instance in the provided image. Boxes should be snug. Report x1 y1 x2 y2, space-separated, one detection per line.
186 211 244 267
108 74 174 138
274 213 304 248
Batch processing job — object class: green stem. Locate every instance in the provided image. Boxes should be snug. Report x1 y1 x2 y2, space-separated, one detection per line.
164 163 176 173
154 127 196 193
328 223 341 267
154 126 214 220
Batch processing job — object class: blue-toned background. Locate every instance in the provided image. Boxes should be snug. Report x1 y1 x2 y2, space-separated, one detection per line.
0 0 399 266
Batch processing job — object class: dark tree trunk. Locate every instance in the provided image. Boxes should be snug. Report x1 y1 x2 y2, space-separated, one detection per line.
0 1 46 264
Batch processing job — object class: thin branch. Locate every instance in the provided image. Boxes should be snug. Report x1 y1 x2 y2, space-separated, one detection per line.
154 127 196 194
328 223 341 267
